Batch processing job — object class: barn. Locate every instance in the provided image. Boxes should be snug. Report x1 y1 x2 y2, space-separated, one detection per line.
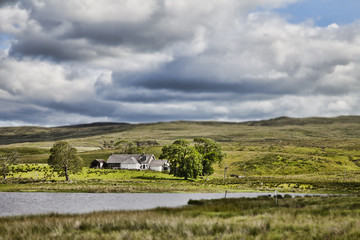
90 159 107 169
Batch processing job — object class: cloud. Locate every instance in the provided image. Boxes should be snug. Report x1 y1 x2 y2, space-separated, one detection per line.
0 56 120 125
0 3 29 34
0 0 18 7
0 0 360 126
102 12 360 100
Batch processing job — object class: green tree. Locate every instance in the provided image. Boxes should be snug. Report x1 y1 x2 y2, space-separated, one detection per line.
160 139 203 180
48 141 83 181
194 137 226 176
0 152 17 181
114 140 142 154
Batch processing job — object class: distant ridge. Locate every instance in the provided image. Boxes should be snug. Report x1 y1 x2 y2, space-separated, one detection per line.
1 115 360 145
0 122 134 145
56 122 131 128
245 115 360 126
165 115 360 127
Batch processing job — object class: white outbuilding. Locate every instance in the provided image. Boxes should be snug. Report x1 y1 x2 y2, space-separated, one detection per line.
149 160 170 171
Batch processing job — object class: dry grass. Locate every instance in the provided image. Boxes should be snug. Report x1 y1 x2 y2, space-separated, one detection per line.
1 195 360 239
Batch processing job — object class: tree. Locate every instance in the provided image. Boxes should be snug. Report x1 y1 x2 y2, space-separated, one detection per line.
160 139 203 180
160 138 226 179
48 141 83 181
114 140 142 154
194 138 226 176
0 152 17 181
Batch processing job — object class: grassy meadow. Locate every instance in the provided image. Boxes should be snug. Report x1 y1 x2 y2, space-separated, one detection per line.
1 163 359 193
1 116 360 193
1 195 360 239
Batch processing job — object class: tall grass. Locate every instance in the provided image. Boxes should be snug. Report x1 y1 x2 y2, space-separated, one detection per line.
1 196 360 239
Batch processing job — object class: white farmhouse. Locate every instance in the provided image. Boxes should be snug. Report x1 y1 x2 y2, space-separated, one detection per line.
106 154 169 171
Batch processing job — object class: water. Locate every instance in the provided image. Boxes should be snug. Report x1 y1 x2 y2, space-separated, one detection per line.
0 192 313 217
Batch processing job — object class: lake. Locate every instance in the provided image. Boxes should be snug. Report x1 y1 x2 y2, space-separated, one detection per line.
0 192 313 217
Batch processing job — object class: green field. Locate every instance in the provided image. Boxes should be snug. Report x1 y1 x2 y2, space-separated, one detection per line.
1 116 360 193
1 164 359 193
1 195 360 239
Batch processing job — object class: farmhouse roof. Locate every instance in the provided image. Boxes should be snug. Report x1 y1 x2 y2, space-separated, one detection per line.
107 154 155 164
149 159 168 167
139 154 155 164
122 157 140 165
107 154 140 164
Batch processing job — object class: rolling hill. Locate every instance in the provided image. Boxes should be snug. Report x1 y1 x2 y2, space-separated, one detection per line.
1 116 360 177
2 115 360 145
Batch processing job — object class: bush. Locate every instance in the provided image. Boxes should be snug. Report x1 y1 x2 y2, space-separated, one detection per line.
188 199 205 205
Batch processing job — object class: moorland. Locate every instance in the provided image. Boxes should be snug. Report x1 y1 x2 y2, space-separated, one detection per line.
2 116 360 239
1 116 360 193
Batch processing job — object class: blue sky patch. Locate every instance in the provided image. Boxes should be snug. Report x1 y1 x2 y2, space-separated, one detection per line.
0 34 11 50
274 0 360 27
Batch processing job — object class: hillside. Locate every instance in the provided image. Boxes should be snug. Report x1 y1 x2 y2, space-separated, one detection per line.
0 122 133 145
1 116 360 178
245 115 360 126
2 115 360 145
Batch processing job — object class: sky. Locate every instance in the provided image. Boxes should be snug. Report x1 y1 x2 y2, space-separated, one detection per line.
0 0 360 126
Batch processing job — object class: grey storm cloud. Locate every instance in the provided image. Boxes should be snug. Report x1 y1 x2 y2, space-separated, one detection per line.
104 59 297 102
1 0 360 126
0 0 16 7
10 36 88 61
10 0 199 56
63 20 194 51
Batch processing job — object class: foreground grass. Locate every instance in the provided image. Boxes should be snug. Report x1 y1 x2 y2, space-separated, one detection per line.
1 195 360 239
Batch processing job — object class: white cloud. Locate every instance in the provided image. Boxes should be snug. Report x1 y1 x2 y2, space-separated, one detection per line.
0 57 108 103
0 4 29 34
30 0 159 23
1 0 360 125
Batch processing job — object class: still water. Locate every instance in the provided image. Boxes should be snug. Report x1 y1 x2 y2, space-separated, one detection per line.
0 192 312 217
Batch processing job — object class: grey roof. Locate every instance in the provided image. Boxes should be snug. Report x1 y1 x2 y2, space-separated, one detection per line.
149 159 168 167
122 157 140 165
107 154 155 164
138 154 155 164
107 154 141 164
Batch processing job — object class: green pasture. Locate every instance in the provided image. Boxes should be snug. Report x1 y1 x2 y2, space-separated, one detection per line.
1 117 360 193
8 164 175 181
1 164 360 193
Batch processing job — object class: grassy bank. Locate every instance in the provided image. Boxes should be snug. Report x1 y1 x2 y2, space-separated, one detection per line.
1 195 360 239
1 164 359 193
